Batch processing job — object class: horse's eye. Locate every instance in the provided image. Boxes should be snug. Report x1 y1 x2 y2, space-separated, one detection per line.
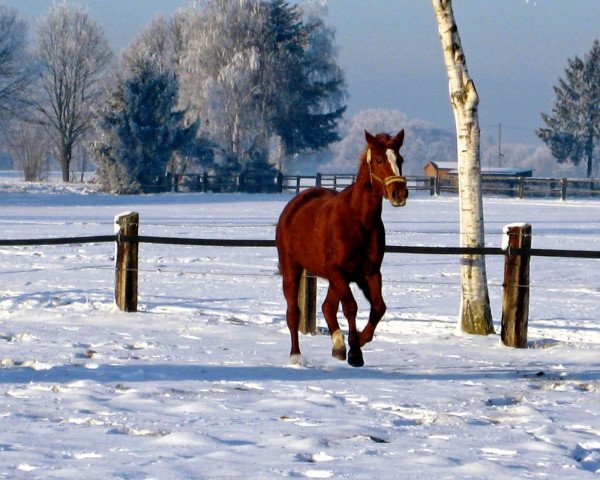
376 158 383 164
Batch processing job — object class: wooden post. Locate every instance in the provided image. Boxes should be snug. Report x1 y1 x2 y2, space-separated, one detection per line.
518 176 524 199
115 212 139 312
298 269 317 335
501 223 531 348
316 172 322 188
561 178 568 200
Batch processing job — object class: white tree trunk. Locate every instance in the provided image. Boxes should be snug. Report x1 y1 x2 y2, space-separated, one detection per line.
432 0 494 334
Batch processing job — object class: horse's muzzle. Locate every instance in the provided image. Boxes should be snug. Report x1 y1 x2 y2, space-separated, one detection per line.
386 177 408 207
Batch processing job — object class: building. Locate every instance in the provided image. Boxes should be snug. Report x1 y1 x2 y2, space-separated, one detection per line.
424 161 533 179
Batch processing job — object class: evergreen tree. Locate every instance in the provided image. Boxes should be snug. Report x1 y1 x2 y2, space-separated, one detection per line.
91 59 198 193
537 40 600 177
265 0 346 156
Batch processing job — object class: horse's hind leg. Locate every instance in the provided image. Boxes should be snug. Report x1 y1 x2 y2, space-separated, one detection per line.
328 270 363 367
282 264 303 364
322 287 346 361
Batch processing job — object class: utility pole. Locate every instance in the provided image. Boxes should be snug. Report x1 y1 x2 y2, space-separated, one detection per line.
498 123 503 167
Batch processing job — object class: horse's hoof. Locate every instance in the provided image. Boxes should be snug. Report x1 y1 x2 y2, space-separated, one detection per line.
332 347 347 361
347 349 364 368
289 354 306 366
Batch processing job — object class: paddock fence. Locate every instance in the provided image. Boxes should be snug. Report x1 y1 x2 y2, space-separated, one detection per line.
2 213 600 348
155 172 600 199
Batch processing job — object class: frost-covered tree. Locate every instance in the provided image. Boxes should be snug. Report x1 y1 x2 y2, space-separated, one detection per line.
34 2 112 182
325 109 455 175
5 121 50 181
91 59 198 193
124 18 214 176
537 39 600 178
0 6 34 126
123 15 185 76
176 0 346 174
176 0 264 173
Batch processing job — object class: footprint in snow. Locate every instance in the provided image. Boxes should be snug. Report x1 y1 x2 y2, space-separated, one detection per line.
295 452 335 463
573 442 600 472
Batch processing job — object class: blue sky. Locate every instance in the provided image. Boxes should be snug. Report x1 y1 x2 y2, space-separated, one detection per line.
3 0 599 146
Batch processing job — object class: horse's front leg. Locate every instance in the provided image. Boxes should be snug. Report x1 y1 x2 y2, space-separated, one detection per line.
328 270 363 367
357 272 386 347
322 286 346 361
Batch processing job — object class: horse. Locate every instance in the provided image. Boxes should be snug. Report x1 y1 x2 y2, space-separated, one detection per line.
275 129 408 367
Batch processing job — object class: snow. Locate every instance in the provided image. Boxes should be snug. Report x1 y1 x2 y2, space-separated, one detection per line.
1 174 600 478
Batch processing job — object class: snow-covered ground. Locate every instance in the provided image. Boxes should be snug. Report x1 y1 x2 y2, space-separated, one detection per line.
1 174 599 479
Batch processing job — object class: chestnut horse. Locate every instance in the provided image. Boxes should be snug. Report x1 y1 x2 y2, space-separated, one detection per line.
276 129 408 367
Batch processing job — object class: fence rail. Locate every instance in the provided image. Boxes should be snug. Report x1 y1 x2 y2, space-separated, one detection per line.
2 215 600 348
153 172 600 199
3 234 600 259
436 176 600 199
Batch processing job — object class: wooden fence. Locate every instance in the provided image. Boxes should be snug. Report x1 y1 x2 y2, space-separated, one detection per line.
155 172 600 199
3 213 600 349
437 176 600 200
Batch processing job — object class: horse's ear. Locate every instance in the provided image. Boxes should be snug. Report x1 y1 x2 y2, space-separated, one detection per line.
392 129 405 149
365 130 378 148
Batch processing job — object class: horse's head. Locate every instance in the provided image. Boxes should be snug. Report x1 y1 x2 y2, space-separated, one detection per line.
364 129 408 207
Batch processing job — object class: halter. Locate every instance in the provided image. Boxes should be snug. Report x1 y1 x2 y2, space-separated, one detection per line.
366 149 406 198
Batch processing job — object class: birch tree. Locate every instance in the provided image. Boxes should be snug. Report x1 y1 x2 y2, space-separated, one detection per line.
431 0 494 335
34 2 112 182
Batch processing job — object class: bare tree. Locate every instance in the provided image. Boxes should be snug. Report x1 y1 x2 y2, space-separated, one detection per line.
431 0 494 335
6 121 50 182
34 2 112 182
0 5 34 125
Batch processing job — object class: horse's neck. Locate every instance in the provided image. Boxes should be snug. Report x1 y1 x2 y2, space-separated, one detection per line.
346 160 383 226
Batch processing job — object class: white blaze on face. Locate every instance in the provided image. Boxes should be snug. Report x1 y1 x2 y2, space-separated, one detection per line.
386 149 400 176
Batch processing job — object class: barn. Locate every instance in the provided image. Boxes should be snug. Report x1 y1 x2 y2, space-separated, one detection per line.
424 161 533 179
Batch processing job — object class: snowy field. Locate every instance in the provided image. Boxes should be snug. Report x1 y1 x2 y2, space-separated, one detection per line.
1 174 599 479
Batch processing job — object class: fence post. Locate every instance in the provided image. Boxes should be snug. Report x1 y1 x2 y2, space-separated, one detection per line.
298 269 317 335
561 178 568 200
276 172 284 193
518 177 524 199
316 172 322 188
114 212 139 312
501 223 531 348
